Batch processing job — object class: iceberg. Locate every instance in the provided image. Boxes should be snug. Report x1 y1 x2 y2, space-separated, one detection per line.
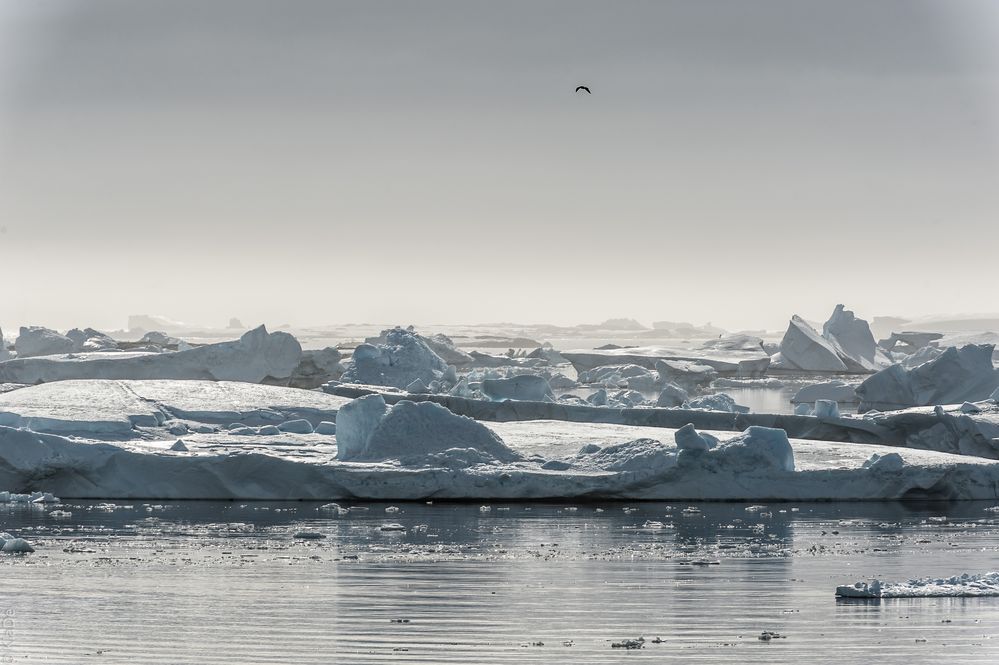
0 326 302 386
822 304 889 371
856 344 999 412
341 327 450 389
775 306 890 373
773 315 849 372
13 326 75 358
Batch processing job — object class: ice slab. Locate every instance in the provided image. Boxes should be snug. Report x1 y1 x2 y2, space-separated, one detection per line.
3 417 999 500
0 380 352 437
0 326 302 385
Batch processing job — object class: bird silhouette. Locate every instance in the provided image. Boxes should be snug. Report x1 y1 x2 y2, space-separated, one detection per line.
575 85 591 94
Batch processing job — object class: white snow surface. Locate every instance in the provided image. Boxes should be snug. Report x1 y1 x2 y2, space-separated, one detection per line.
0 379 352 437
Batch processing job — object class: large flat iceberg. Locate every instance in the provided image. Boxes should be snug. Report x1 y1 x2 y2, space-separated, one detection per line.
0 326 302 385
1 380 999 501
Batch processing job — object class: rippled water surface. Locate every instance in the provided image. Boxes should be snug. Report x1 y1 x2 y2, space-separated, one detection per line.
4 500 999 663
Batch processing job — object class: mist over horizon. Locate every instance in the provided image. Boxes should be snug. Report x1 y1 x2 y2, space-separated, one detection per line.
3 1 999 333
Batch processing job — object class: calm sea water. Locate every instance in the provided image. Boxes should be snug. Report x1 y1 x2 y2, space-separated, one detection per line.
4 500 999 663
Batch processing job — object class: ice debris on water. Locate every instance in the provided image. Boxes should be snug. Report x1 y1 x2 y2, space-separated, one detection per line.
836 572 999 598
0 531 35 554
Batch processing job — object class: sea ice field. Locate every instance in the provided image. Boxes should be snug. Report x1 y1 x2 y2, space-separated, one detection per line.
2 308 999 662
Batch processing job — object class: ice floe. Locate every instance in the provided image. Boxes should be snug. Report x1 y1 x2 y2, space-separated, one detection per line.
836 572 999 598
0 326 302 385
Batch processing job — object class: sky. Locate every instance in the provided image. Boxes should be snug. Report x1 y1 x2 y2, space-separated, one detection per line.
1 0 998 332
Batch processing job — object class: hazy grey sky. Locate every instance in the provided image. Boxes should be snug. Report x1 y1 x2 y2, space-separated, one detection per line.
1 0 997 332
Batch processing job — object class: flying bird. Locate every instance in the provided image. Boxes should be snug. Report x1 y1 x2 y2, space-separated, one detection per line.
575 85 591 94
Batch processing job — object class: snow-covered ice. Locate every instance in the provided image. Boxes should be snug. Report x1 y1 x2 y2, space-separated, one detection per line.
0 326 303 385
836 572 999 598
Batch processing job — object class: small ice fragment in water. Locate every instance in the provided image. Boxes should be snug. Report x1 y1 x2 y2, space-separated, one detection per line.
380 523 406 532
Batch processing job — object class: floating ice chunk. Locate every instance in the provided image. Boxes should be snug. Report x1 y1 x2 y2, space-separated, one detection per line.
836 572 999 598
315 421 337 435
541 460 572 470
31 492 59 503
278 419 314 434
380 523 406 531
960 401 982 414
170 439 189 452
812 399 840 419
655 382 689 408
229 426 259 436
684 393 749 413
991 386 999 402
674 423 717 451
258 425 281 435
794 403 812 416
294 531 325 539
480 375 554 402
1 537 34 553
319 502 349 516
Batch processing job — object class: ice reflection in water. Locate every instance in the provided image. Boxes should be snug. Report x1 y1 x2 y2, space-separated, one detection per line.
3 500 999 663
